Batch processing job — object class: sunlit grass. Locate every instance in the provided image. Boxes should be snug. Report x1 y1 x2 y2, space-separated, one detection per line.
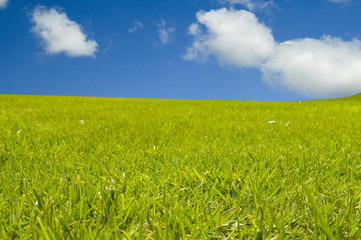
1 94 361 239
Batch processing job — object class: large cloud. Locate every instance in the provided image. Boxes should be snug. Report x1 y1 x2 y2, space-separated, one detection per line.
262 36 361 98
0 0 8 9
31 6 98 57
184 8 276 68
185 8 361 98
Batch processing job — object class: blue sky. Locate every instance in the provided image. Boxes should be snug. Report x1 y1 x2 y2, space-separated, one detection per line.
1 0 361 101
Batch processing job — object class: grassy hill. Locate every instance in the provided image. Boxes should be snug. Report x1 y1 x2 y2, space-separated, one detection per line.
1 94 361 239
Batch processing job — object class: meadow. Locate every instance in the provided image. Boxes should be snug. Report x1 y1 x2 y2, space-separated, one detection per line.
1 94 361 239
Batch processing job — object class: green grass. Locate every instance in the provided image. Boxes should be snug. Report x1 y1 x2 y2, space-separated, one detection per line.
1 94 361 239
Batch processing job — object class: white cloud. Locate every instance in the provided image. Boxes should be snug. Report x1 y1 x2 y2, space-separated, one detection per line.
262 36 361 98
184 8 276 68
0 0 8 9
216 0 274 11
31 6 98 57
186 8 361 98
157 18 175 45
128 20 144 33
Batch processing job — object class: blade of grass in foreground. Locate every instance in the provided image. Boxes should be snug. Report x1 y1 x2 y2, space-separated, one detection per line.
301 182 335 240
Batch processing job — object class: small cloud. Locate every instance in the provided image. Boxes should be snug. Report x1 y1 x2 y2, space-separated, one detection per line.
157 18 175 45
128 20 144 34
188 23 201 36
0 0 8 9
30 6 98 57
328 0 352 4
216 0 275 12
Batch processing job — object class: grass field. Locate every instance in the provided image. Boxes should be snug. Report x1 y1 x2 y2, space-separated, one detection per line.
1 94 361 239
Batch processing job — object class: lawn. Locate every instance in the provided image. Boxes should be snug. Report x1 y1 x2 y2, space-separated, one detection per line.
1 94 361 239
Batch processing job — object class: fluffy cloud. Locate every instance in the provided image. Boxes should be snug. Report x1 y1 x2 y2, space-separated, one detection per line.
31 6 98 57
262 36 361 97
157 19 175 45
186 8 361 98
184 8 276 68
216 0 274 11
0 0 8 9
